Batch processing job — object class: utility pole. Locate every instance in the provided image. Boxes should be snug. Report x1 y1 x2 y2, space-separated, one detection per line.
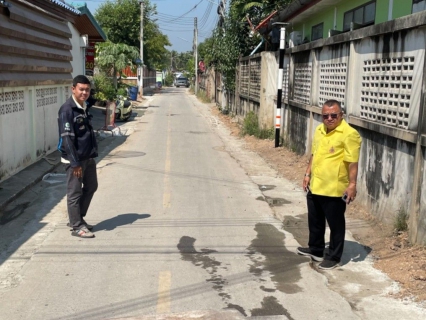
218 0 226 109
194 17 198 95
139 1 144 98
272 22 289 148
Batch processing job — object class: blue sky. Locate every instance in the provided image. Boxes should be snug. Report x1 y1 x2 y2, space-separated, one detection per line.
82 0 220 52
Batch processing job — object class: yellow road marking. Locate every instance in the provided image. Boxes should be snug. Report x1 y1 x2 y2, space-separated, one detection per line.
156 271 171 314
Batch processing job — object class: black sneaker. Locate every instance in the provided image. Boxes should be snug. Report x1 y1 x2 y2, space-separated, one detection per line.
318 260 339 270
297 247 324 262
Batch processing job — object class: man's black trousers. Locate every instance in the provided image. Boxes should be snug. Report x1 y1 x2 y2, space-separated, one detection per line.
65 158 98 230
307 192 346 262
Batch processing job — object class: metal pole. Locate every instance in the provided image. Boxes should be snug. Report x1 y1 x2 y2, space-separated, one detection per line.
139 1 144 98
273 23 288 148
194 17 198 95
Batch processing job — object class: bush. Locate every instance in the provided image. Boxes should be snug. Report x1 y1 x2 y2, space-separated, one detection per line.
116 87 128 97
394 206 408 232
241 111 260 137
164 72 175 86
93 74 115 101
240 111 274 139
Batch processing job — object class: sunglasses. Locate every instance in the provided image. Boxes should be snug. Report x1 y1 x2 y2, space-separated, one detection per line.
322 113 340 119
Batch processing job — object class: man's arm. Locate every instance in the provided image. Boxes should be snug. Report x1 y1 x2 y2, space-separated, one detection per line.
58 110 80 168
344 162 358 203
303 154 313 191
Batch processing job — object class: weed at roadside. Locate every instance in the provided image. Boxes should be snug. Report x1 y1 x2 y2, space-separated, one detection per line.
241 111 274 139
394 205 408 233
196 90 211 103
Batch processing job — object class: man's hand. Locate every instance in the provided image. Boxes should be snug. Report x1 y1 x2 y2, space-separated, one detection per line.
344 162 359 204
344 183 357 204
302 175 310 191
72 166 83 179
303 155 313 192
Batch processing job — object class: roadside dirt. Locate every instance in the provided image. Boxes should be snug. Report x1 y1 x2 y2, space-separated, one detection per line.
209 103 426 304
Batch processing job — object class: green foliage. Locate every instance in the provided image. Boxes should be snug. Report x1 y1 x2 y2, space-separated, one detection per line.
394 205 409 232
93 74 115 101
95 41 140 89
164 72 175 86
95 0 170 69
241 111 259 136
199 0 292 91
117 87 128 97
186 56 195 78
241 111 274 139
258 127 275 139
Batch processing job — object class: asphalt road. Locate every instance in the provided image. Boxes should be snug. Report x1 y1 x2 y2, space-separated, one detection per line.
0 87 425 320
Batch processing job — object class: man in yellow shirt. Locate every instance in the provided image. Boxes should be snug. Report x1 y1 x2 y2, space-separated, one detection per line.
298 99 362 269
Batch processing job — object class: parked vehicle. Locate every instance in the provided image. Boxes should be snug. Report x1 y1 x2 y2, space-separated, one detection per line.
114 95 132 121
175 77 189 88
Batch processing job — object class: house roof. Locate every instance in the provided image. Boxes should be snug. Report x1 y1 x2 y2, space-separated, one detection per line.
49 0 80 14
68 2 107 42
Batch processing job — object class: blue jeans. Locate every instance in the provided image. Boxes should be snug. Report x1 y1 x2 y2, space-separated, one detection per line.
307 192 346 262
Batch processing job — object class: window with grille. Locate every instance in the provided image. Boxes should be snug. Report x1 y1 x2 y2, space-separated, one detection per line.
0 91 25 115
312 23 324 41
343 1 376 31
319 62 347 110
360 57 414 129
36 88 58 108
294 63 312 105
413 0 426 13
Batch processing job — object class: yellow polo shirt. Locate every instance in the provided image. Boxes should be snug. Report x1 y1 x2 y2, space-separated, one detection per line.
310 119 361 197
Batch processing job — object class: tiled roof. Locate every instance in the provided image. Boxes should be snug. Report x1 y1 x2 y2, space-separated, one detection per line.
49 0 81 15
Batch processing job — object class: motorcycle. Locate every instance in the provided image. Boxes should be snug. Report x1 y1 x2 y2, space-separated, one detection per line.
114 94 132 122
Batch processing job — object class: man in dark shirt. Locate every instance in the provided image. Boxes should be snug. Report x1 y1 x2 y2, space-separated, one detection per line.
57 75 98 238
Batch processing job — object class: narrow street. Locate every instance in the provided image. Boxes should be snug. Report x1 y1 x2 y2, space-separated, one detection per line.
0 88 424 320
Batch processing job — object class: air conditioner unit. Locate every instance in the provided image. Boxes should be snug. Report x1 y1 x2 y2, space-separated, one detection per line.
289 31 302 47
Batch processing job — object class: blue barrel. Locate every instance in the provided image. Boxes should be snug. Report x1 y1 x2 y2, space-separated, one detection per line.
129 86 138 101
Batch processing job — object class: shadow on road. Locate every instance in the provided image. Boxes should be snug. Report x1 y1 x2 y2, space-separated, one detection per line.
341 240 372 265
94 213 151 231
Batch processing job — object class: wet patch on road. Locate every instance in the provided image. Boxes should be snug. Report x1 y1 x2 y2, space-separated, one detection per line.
264 196 291 207
226 303 247 317
250 296 294 319
260 285 276 292
246 223 306 294
0 202 30 225
258 184 276 191
177 236 232 304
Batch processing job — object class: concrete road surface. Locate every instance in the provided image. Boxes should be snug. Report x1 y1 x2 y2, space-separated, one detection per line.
0 87 425 320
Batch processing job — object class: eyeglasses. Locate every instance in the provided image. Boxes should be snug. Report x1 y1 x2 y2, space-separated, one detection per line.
322 113 339 120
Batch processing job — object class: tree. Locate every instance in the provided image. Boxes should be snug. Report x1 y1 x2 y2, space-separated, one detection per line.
95 0 170 69
198 0 292 90
95 41 140 90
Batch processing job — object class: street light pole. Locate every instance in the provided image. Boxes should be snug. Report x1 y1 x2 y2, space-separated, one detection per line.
139 1 144 98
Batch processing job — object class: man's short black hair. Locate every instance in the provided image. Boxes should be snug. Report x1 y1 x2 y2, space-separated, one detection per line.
323 99 342 112
72 75 91 87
